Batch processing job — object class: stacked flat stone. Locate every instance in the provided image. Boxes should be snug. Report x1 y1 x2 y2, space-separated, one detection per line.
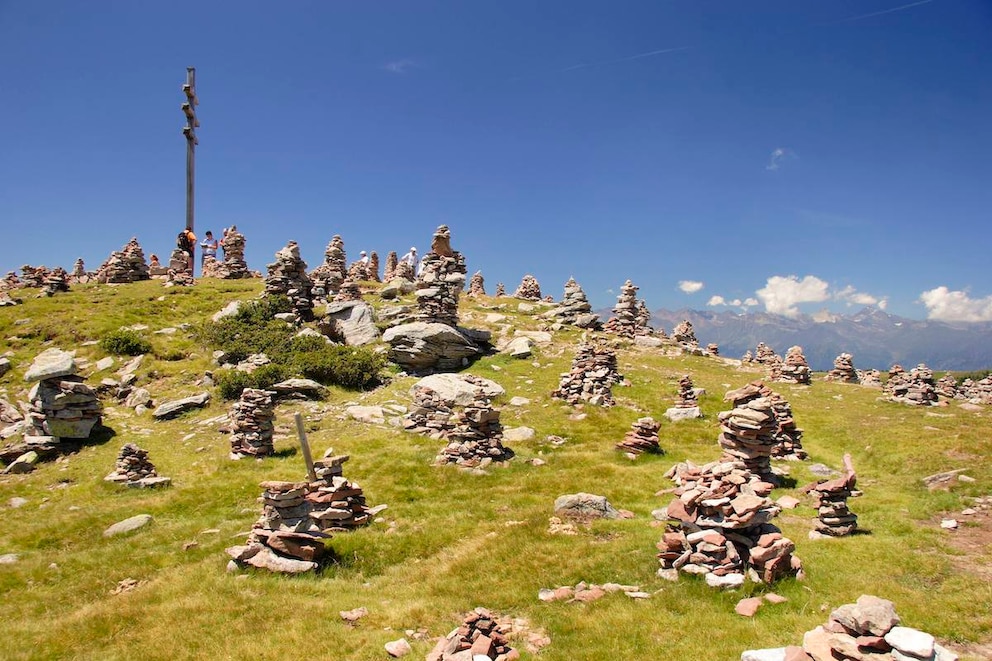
935 374 959 399
803 453 859 536
403 387 457 438
657 459 802 587
24 348 102 441
167 247 189 273
201 256 223 278
0 290 20 307
346 258 369 282
20 265 49 288
368 251 381 282
767 388 807 461
773 345 812 384
433 390 513 467
425 608 518 661
229 388 276 458
310 235 347 299
166 264 196 287
636 300 652 329
415 224 467 326
676 375 698 407
467 271 486 297
603 280 642 338
741 350 754 364
859 369 882 388
672 320 698 346
70 259 90 284
706 343 718 355
961 376 992 403
551 342 623 407
393 260 415 282
333 278 363 303
104 443 170 487
265 241 314 321
383 251 399 281
494 282 506 297
825 352 858 382
885 363 937 405
1 271 21 290
213 228 252 279
717 382 780 480
97 238 151 283
42 268 70 296
616 417 663 455
544 277 601 329
753 342 778 364
513 274 542 300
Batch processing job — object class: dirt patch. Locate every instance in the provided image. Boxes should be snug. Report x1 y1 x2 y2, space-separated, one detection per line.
936 495 992 581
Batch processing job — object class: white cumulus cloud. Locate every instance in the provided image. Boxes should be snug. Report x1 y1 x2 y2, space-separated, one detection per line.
679 280 704 294
707 295 725 306
919 287 992 322
756 275 830 318
708 296 756 309
743 297 759 307
834 285 884 307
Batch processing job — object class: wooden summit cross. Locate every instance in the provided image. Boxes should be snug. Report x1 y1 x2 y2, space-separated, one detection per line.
181 67 199 233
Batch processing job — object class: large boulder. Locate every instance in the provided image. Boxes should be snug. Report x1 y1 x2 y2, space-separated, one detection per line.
382 322 485 372
553 493 621 520
24 348 76 382
153 392 210 420
320 301 380 346
410 373 505 406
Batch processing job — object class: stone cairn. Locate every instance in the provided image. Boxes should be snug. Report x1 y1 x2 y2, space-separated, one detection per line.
346 256 369 282
403 386 458 438
771 345 812 385
859 369 882 388
24 348 102 447
393 260 415 281
333 278 363 303
367 251 381 282
513 274 542 300
415 224 467 326
226 452 382 574
935 374 959 399
426 608 518 661
656 459 802 588
753 342 779 364
212 227 252 279
2 271 22 290
825 352 858 382
802 453 859 537
96 238 151 283
69 258 91 284
551 342 623 407
672 320 698 346
310 235 347 301
433 390 513 468
636 300 652 329
706 343 718 355
104 443 171 488
229 388 276 458
767 387 807 461
743 594 958 661
467 271 486 297
383 251 399 281
166 264 196 287
676 374 698 407
717 382 781 481
603 280 646 338
265 241 314 321
960 376 992 403
20 265 50 288
885 363 937 405
41 268 70 297
544 277 601 329
615 417 663 455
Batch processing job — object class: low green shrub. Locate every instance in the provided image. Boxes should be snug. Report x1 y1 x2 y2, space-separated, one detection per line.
100 329 152 356
214 363 289 400
289 344 385 389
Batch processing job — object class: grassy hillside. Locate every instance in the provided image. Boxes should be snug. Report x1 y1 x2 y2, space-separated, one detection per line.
1 280 990 660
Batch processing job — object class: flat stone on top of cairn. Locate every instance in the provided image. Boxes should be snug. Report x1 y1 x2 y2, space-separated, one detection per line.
772 346 812 385
425 607 518 661
802 453 859 537
664 374 703 421
229 388 276 458
513 274 542 300
551 340 624 407
616 417 663 456
543 277 601 329
264 241 314 321
467 270 486 297
824 352 858 382
672 319 698 346
105 443 171 488
415 224 467 326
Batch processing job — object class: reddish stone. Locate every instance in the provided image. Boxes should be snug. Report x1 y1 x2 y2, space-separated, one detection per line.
735 597 763 617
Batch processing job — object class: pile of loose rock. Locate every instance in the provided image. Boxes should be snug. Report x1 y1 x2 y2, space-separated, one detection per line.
213 226 253 279
772 345 812 384
824 352 858 382
935 374 959 399
96 238 151 283
24 348 102 442
603 280 646 338
513 275 542 300
433 390 513 468
672 320 698 346
742 594 958 661
494 283 506 297
20 265 50 288
104 443 171 488
310 235 347 301
717 382 782 481
333 278 363 303
41 268 70 297
960 375 992 403
426 608 519 661
229 388 276 458
859 369 882 388
803 453 859 536
616 416 663 455
886 363 938 405
403 386 458 438
415 225 467 326
542 277 601 329
552 342 624 407
467 271 486 297
753 342 779 365
657 459 802 588
264 241 314 321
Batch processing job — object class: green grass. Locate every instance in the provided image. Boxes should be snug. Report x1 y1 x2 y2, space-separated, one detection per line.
1 281 990 660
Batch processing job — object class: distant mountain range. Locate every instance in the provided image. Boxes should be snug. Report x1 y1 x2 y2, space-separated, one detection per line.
639 307 992 371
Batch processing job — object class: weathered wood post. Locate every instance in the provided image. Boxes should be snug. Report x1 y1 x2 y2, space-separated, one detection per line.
181 67 199 272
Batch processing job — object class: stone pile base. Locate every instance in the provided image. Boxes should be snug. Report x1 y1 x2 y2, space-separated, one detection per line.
104 443 171 488
615 417 662 455
426 608 519 661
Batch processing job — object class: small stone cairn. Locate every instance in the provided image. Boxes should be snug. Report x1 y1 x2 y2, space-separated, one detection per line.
706 343 718 355
1 271 22 290
717 382 781 481
403 386 457 438
367 251 380 282
426 608 518 661
166 262 195 287
603 280 645 338
41 268 70 297
767 388 807 461
772 345 812 384
657 459 802 587
393 260 415 281
333 278 363 303
859 368 882 388
743 594 959 661
825 352 858 383
229 388 276 458
23 348 102 447
383 251 399 281
346 256 369 282
310 235 347 300
213 226 252 279
552 341 623 407
885 363 937 405
494 282 506 297
513 274 542 300
543 277 601 329
20 265 50 288
96 237 151 283
467 270 486 297
69 258 92 284
802 453 859 537
935 374 959 399
664 374 703 421
264 241 314 321
104 443 171 488
753 342 779 365
415 224 467 326
672 320 698 346
960 375 992 403
616 417 663 455
433 390 513 468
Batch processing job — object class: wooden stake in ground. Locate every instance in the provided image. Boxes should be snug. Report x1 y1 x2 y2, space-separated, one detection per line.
294 412 317 482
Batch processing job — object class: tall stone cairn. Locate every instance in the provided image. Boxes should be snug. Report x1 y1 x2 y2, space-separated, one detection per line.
544 277 601 329
552 342 623 407
657 459 802 586
96 238 151 283
21 265 50 288
467 271 486 297
603 280 642 338
772 345 812 385
229 388 276 457
753 342 779 364
859 369 882 388
803 453 859 536
368 251 381 282
265 241 313 321
513 274 542 300
675 374 698 407
824 352 858 382
415 224 467 326
42 268 70 297
425 608 519 661
310 235 347 300
494 282 506 297
214 227 251 279
616 416 663 455
672 320 698 346
433 390 513 467
636 300 653 330
383 251 398 281
717 382 780 480
767 388 807 460
24 348 102 441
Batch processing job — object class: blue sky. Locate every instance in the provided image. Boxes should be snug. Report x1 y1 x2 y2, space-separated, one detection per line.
2 1 991 321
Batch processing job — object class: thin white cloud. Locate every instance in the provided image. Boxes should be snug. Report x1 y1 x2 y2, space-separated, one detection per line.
708 296 756 309
756 275 830 318
679 280 704 294
834 285 884 307
766 147 798 171
825 0 934 25
383 59 417 74
919 287 992 322
743 298 759 307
